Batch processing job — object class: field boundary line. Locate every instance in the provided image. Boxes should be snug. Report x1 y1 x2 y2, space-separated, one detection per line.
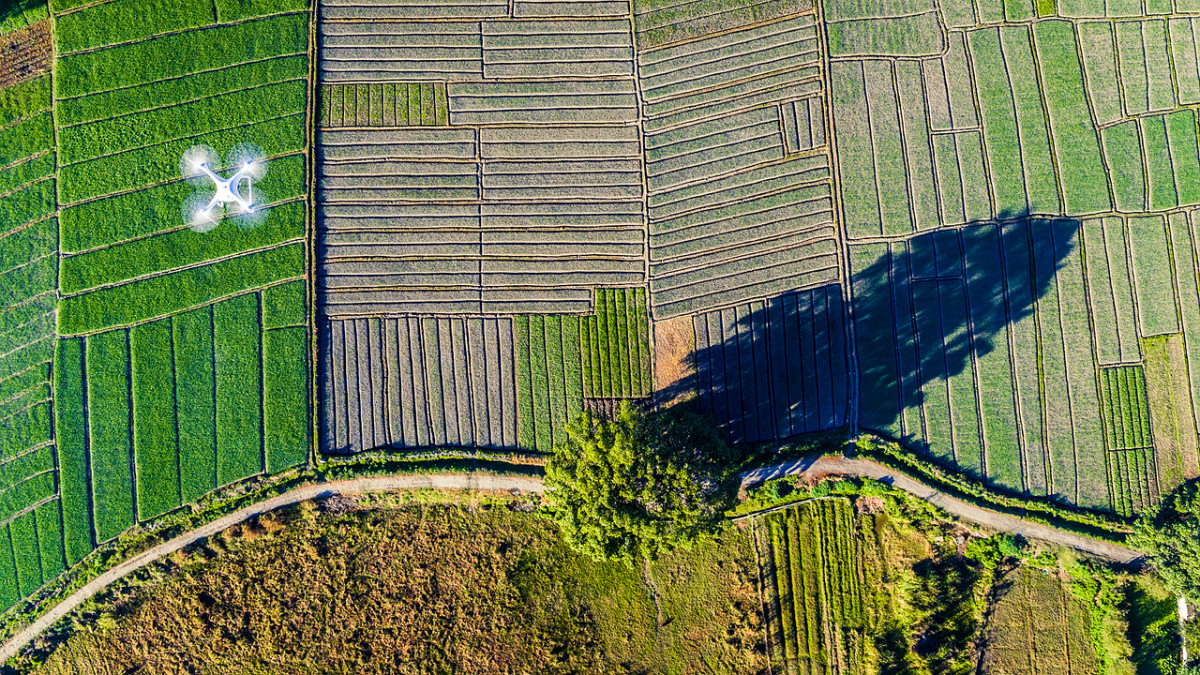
56 76 311 131
58 109 305 169
0 150 54 178
61 195 307 257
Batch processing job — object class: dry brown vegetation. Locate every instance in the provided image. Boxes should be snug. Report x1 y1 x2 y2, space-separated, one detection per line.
32 496 765 674
0 21 49 90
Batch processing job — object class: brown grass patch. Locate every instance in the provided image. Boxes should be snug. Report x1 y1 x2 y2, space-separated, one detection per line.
653 315 696 407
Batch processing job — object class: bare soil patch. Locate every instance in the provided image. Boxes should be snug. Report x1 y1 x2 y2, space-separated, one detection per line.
0 21 50 90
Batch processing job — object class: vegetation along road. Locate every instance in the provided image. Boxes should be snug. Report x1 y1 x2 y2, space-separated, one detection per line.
1 452 1145 663
742 456 1143 565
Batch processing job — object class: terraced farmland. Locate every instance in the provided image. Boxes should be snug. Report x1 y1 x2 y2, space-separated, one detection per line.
13 0 1200 633
837 1 1200 513
0 72 65 612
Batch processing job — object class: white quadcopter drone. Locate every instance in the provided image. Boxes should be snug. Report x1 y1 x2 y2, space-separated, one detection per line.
180 143 270 232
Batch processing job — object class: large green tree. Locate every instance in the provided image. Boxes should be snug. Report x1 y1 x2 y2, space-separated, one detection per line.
1131 480 1200 601
543 403 737 564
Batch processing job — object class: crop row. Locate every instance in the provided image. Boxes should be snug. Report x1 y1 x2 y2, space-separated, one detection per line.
1099 366 1152 452
760 499 868 675
1080 20 1178 122
580 288 651 399
61 199 305 295
446 80 639 126
59 243 305 335
320 82 448 128
60 153 305 254
57 55 306 127
638 15 817 99
59 79 306 166
781 96 823 154
693 285 848 444
322 316 519 453
59 112 305 205
631 0 801 50
825 10 943 57
319 0 508 21
320 287 596 317
515 315 583 452
1082 218 1141 365
1103 111 1200 213
0 499 67 613
1108 446 1158 518
833 57 989 238
0 69 56 482
54 290 309 554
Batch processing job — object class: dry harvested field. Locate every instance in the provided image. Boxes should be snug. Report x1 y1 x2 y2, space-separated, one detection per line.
3 0 1200 644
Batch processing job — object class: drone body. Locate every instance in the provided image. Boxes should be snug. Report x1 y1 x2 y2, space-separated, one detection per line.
180 144 270 231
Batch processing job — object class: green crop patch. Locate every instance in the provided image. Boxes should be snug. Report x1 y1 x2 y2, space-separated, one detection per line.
320 82 449 128
59 199 305 295
515 315 583 452
55 13 308 98
54 0 217 56
58 244 304 335
581 288 651 399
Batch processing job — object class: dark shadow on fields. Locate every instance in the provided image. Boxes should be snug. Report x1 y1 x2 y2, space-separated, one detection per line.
670 212 1082 487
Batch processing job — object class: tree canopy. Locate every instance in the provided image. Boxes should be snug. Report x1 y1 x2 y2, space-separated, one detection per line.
1130 480 1200 601
542 403 738 564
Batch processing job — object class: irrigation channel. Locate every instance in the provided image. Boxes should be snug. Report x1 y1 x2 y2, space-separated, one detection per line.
0 459 1141 663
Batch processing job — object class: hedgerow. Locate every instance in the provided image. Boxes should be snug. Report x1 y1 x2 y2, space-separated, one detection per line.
852 436 1132 541
58 243 304 334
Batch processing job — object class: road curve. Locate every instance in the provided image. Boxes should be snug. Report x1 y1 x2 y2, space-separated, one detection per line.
3 460 1141 663
0 474 545 665
742 456 1142 565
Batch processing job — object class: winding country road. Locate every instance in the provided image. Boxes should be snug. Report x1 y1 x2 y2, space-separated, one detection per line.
0 460 1141 663
742 456 1143 565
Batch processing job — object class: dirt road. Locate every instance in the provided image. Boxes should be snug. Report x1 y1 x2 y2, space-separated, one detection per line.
742 455 1142 565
